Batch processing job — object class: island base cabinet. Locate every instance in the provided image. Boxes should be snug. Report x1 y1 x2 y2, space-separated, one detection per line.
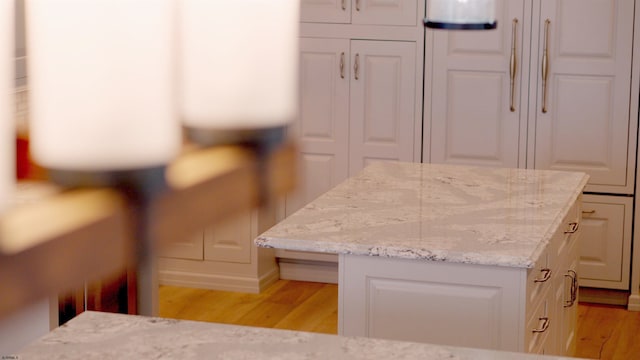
339 254 526 352
338 251 578 355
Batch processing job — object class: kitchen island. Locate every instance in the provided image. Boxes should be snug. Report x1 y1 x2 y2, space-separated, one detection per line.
256 162 589 356
17 310 588 360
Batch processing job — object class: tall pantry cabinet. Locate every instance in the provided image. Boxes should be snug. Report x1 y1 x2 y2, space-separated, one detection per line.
424 0 640 303
276 0 425 278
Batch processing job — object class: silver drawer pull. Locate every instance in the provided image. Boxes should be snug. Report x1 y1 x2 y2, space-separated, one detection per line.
532 317 550 333
582 210 595 215
534 268 551 283
564 222 579 234
564 270 578 308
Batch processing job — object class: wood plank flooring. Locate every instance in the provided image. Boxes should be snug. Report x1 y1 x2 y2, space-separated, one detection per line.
159 280 639 359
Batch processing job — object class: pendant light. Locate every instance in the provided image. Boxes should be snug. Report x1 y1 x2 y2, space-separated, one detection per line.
179 0 300 147
425 0 497 30
0 0 14 215
27 0 181 174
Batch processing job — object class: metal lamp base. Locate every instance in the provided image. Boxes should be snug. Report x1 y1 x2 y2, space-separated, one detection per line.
184 125 287 152
424 20 497 30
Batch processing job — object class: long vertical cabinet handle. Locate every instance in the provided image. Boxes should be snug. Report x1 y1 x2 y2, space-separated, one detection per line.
356 0 360 11
510 18 518 112
340 52 345 79
541 19 550 113
342 0 346 10
354 53 360 80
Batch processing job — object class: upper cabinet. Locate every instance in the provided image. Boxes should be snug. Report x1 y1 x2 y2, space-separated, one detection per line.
300 0 418 26
425 0 637 195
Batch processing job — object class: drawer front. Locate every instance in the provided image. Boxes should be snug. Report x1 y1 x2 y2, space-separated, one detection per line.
549 199 581 271
525 296 552 354
526 249 550 310
579 194 632 289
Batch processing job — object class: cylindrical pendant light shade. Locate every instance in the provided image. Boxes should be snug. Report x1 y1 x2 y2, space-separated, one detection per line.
179 0 300 135
425 0 497 30
27 0 181 172
0 0 14 214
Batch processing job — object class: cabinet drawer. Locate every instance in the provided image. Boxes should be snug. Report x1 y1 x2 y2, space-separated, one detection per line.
526 249 550 309
301 0 418 26
549 199 580 271
579 194 632 289
525 296 551 354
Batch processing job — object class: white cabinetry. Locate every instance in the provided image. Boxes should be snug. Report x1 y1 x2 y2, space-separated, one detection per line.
158 208 279 293
425 0 639 295
339 199 582 356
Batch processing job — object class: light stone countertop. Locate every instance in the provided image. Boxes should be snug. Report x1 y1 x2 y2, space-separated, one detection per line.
17 311 589 359
257 162 589 268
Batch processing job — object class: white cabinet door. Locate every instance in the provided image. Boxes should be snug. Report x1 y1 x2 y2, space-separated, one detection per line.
427 0 527 168
300 0 350 24
579 194 633 289
204 211 252 264
349 40 416 175
352 0 418 26
158 232 203 260
532 0 634 194
286 38 350 216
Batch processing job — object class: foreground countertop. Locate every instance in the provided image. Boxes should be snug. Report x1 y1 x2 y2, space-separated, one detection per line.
257 162 588 268
18 311 587 359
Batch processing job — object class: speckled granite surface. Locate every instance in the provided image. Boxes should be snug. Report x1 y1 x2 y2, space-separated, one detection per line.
257 162 588 268
17 311 585 359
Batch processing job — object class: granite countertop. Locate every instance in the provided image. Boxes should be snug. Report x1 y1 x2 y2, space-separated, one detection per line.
257 162 589 268
17 311 587 359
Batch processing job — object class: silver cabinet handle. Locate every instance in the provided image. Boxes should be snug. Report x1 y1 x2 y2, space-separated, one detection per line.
532 317 550 333
356 0 360 11
582 209 596 215
354 53 360 80
340 52 345 79
541 19 550 113
342 0 346 11
510 18 518 112
564 270 578 308
534 268 551 283
564 222 579 234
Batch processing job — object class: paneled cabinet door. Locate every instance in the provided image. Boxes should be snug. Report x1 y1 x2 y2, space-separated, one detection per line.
204 211 252 264
532 0 634 194
286 37 350 216
427 0 527 168
349 40 416 175
579 195 633 289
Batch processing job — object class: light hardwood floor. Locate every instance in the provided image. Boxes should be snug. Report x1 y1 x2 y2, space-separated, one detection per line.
159 280 639 359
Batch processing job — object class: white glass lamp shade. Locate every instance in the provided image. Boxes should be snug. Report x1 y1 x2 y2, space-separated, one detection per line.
425 0 497 30
27 0 181 172
179 0 300 132
0 0 14 214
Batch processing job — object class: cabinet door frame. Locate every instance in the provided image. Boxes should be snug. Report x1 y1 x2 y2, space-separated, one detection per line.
527 0 637 194
424 0 530 168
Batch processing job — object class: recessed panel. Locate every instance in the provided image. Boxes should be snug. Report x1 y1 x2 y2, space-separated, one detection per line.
550 76 613 169
580 201 626 282
366 278 502 349
557 0 615 58
300 52 339 140
446 71 505 162
363 56 401 144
